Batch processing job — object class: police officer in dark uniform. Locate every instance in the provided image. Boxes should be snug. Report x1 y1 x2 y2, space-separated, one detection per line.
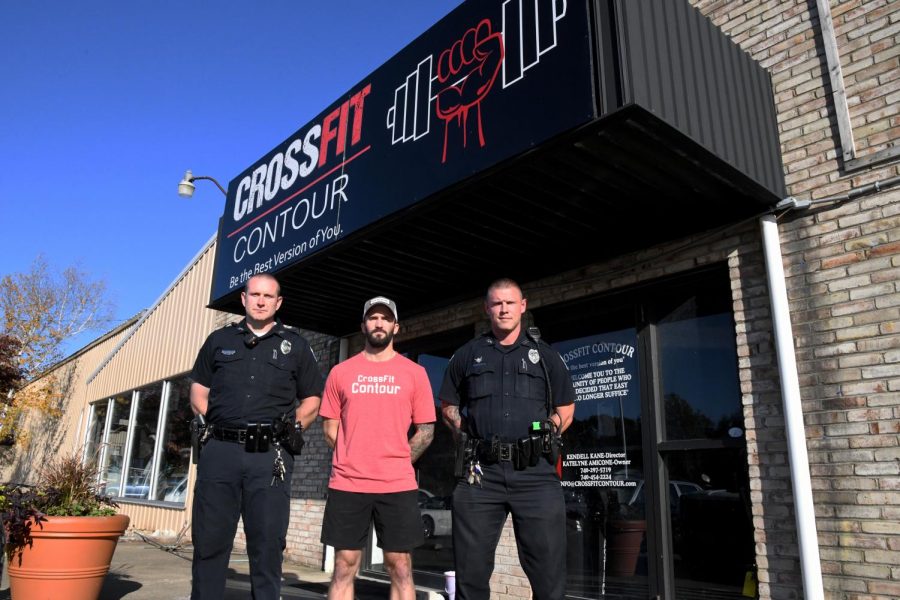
439 278 575 600
189 273 323 600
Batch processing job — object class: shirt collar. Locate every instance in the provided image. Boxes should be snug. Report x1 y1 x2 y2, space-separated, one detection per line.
235 318 284 339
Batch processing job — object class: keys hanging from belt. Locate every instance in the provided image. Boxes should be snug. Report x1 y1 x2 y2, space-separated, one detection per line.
271 446 285 487
467 458 482 487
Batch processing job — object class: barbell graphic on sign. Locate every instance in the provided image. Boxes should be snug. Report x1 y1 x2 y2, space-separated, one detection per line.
385 0 568 148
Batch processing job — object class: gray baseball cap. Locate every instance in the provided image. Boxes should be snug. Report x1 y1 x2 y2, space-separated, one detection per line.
362 296 398 321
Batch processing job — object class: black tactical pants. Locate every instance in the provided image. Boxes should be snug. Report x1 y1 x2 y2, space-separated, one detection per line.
452 459 566 600
191 438 294 600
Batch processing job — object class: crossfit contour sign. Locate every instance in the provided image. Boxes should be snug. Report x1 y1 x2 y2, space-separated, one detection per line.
211 0 596 301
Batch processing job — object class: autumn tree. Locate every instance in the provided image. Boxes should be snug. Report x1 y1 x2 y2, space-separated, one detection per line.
0 334 23 445
0 256 116 446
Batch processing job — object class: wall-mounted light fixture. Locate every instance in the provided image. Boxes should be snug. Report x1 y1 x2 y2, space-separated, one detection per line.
178 170 227 197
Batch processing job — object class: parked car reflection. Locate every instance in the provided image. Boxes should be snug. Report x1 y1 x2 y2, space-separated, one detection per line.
626 479 705 513
162 475 188 503
418 489 452 538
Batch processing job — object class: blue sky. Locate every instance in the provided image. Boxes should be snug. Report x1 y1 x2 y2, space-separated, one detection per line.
0 1 461 355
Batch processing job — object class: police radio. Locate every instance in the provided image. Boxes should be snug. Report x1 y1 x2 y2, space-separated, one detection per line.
525 327 563 474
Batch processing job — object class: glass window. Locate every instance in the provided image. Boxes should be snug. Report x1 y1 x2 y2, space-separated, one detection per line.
100 393 132 497
554 328 648 598
124 382 163 500
658 298 743 441
668 448 754 596
656 288 753 597
154 378 193 503
84 401 108 467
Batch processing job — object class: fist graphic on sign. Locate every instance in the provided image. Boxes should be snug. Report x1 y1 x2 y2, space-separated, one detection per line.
435 19 505 163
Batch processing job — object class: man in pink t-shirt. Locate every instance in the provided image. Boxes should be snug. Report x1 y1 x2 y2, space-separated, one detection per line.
320 296 436 600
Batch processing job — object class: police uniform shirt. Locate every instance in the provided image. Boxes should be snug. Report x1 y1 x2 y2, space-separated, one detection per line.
439 332 575 441
191 319 324 427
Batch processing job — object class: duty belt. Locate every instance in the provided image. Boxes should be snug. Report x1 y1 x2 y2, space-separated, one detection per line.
208 425 249 444
473 439 519 464
468 434 549 471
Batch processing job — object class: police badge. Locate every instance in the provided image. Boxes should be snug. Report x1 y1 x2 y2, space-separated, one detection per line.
528 348 540 364
280 340 292 355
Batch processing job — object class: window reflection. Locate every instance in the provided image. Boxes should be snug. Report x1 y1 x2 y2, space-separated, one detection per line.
101 394 132 496
154 378 193 503
124 382 162 500
84 401 108 467
658 305 743 441
667 449 754 597
657 291 754 597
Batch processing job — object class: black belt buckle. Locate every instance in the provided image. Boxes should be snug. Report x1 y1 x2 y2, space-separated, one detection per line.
498 443 513 462
236 429 247 444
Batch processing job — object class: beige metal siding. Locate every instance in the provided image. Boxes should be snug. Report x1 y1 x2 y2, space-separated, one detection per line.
86 240 224 400
115 495 193 539
77 240 224 535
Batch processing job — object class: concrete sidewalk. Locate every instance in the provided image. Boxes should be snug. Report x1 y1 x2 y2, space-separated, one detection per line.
0 536 438 599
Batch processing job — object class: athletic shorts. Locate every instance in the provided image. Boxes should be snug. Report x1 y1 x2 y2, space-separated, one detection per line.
320 488 424 552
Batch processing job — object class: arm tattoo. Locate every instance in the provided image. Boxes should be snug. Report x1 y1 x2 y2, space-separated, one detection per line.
409 423 435 463
442 405 462 433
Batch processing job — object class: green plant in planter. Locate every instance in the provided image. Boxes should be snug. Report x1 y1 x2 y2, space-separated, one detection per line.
1 453 118 563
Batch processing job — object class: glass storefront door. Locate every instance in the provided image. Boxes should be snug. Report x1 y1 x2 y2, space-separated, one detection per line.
535 268 755 599
654 289 755 598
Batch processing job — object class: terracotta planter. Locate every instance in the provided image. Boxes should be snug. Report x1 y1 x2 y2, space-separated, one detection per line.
607 518 646 577
6 514 130 600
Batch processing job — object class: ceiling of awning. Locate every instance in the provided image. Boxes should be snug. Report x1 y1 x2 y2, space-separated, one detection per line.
210 104 780 336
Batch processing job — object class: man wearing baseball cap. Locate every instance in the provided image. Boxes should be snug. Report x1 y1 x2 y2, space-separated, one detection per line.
320 296 436 600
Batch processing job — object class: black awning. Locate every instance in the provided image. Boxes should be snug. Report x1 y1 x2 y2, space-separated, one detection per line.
208 0 786 334
212 104 779 335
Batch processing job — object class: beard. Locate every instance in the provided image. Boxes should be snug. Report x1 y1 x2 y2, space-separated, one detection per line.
366 328 395 349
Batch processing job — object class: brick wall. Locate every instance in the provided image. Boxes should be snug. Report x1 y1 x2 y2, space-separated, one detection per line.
691 1 900 598
777 190 900 600
693 0 899 181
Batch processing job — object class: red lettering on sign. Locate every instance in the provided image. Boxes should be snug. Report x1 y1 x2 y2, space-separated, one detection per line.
318 84 372 168
349 84 371 146
435 19 504 163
